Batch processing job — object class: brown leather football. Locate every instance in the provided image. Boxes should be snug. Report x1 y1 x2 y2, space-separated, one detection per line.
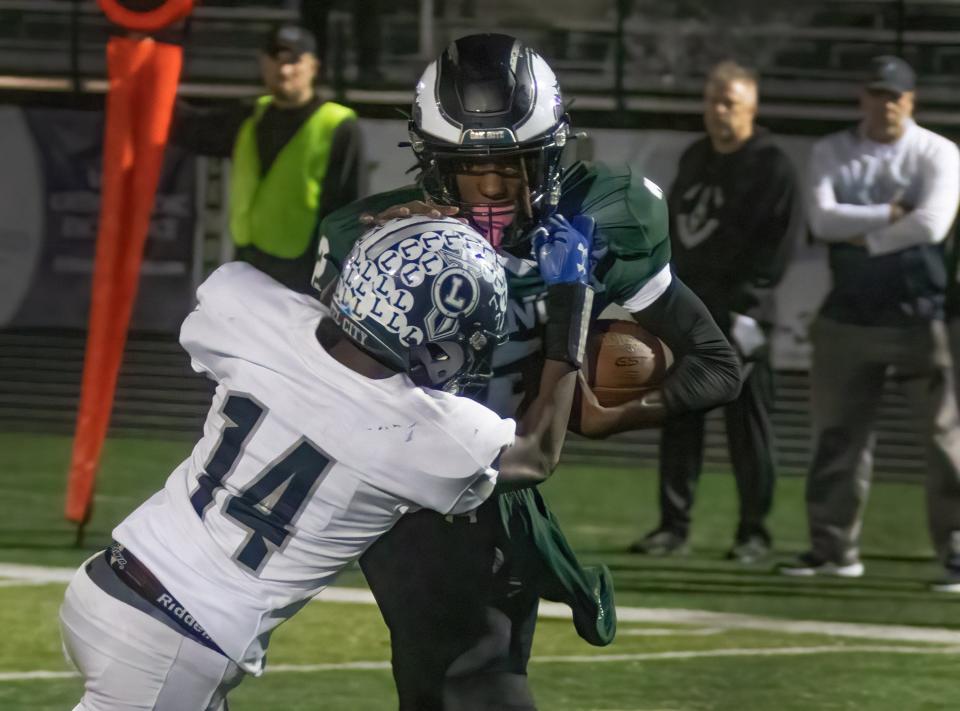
584 320 674 407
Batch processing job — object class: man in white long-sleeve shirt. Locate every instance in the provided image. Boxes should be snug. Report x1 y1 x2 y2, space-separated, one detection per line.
780 56 960 592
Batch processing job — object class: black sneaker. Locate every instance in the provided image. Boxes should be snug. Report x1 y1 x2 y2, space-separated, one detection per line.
777 551 864 578
725 535 771 564
628 528 689 556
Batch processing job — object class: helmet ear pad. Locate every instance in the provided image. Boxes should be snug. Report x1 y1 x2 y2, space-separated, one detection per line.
408 341 467 389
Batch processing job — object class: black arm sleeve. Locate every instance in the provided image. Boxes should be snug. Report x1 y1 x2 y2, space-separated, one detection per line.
318 118 361 220
632 276 742 415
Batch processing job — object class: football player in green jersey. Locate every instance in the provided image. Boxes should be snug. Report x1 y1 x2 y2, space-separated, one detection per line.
311 33 741 711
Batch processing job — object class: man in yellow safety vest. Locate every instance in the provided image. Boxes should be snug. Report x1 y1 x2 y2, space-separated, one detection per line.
174 24 360 290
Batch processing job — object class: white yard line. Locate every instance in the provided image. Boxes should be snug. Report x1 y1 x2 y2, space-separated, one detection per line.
4 562 960 645
0 580 60 588
619 627 725 637
4 645 960 683
530 644 960 664
0 671 79 681
0 563 74 584
265 661 392 673
266 644 960 674
569 604 960 646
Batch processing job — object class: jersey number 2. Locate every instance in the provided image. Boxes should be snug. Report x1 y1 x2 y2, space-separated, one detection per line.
190 394 333 573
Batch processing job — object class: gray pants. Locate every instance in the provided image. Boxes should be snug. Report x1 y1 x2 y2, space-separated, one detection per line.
806 316 960 566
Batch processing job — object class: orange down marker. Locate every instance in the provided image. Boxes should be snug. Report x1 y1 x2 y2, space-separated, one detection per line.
65 31 185 526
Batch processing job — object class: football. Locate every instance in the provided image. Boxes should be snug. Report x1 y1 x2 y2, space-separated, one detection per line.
584 319 674 407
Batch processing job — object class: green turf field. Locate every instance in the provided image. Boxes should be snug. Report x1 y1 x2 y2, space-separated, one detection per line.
1 432 959 710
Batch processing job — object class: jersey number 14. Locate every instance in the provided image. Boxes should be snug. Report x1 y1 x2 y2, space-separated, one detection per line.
189 393 333 574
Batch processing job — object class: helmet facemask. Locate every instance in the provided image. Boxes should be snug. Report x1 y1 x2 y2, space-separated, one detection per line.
408 325 503 396
412 139 566 251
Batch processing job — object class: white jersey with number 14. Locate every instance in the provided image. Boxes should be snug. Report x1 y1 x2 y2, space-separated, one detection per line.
114 263 516 673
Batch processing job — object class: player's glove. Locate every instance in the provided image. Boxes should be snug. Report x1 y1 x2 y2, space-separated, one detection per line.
532 215 594 285
532 215 595 367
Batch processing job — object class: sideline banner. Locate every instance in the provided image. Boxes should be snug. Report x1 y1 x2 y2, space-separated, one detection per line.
2 107 196 331
0 107 44 327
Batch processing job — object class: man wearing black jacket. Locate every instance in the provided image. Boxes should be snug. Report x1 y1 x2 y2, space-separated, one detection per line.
631 61 797 562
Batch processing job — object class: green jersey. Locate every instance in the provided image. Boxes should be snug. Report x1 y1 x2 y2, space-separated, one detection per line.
314 161 672 416
314 161 666 649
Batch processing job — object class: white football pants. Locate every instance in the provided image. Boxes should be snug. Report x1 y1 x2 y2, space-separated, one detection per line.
59 558 244 710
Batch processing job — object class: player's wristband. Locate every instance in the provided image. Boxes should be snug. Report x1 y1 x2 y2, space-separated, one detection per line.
542 283 594 367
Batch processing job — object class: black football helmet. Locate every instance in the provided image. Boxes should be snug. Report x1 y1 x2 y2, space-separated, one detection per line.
331 215 509 395
409 33 569 249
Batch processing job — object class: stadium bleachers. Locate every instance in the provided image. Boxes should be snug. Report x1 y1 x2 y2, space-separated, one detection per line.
0 0 958 112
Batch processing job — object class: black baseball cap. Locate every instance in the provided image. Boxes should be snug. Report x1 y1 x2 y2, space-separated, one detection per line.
263 24 317 58
865 55 916 94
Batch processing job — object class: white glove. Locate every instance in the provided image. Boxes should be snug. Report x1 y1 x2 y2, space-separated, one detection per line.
730 312 766 359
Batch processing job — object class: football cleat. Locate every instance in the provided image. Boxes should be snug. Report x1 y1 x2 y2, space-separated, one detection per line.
777 552 864 578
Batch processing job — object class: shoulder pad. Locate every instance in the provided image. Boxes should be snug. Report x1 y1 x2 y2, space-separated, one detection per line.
559 162 669 258
558 162 672 306
183 263 319 378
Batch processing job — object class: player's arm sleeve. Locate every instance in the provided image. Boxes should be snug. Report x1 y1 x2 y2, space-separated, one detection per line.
592 172 739 413
631 277 742 415
317 118 362 220
807 139 893 240
864 140 960 255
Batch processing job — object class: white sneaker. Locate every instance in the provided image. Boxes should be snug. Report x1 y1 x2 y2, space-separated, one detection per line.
777 553 864 578
930 569 960 593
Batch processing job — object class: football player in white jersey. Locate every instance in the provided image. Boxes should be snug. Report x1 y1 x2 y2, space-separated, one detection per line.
58 214 594 710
